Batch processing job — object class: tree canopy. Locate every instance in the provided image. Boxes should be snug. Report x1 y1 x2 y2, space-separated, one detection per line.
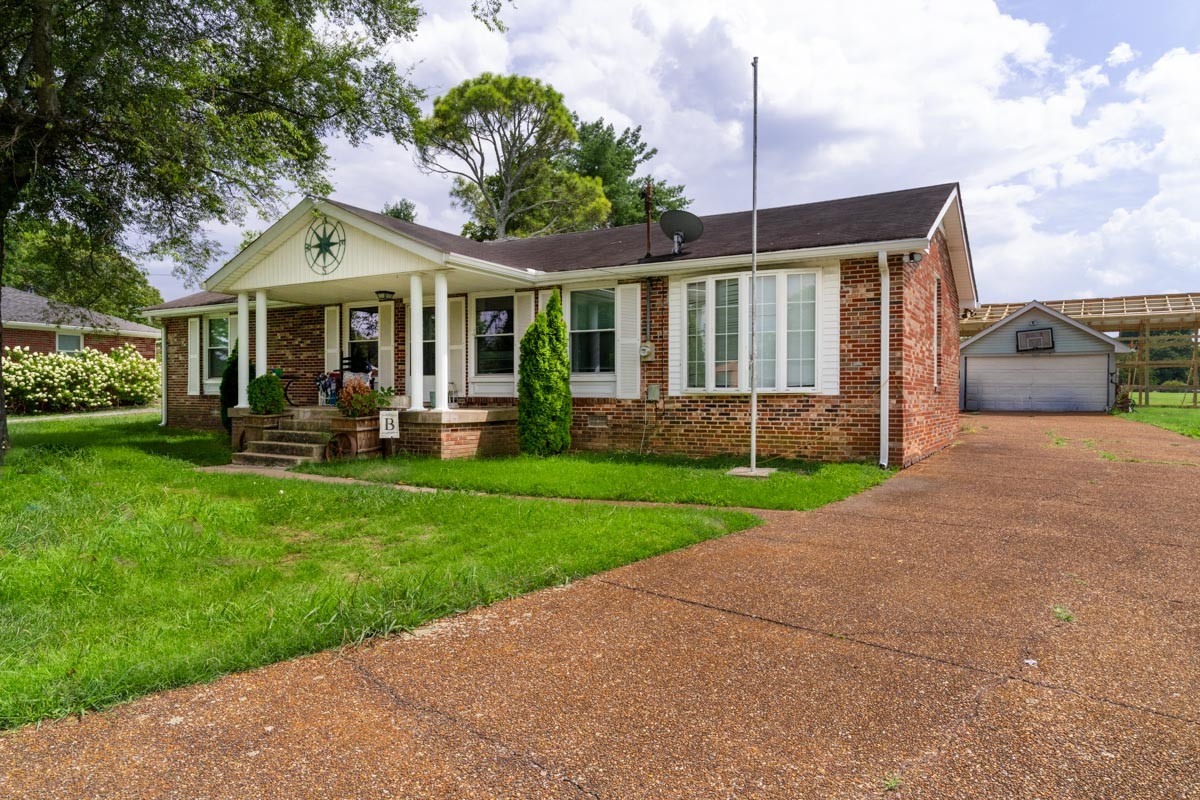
0 0 501 461
382 199 418 222
3 221 162 321
415 73 610 239
568 118 690 227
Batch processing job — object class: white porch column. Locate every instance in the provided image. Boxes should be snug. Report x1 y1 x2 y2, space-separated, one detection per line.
236 292 250 408
433 271 450 411
255 290 268 376
408 273 424 410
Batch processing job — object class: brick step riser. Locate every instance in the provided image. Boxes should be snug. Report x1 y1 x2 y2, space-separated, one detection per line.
265 429 330 445
231 452 311 469
246 441 325 459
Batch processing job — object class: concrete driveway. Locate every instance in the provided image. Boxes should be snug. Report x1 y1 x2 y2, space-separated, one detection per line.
2 414 1198 798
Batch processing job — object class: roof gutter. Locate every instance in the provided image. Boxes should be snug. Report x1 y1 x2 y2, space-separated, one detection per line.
540 237 931 284
142 299 301 319
3 320 160 337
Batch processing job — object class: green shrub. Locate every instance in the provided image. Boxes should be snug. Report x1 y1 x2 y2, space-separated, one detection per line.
2 344 159 414
218 343 256 432
1158 379 1188 392
247 373 286 414
517 289 572 455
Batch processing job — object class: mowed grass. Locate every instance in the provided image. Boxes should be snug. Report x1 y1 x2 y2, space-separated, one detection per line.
1124 395 1200 440
0 414 756 729
301 450 891 510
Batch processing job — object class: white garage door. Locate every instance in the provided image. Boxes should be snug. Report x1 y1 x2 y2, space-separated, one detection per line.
964 354 1110 412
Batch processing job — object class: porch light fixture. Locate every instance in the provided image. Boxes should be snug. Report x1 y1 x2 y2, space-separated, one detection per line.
374 290 395 301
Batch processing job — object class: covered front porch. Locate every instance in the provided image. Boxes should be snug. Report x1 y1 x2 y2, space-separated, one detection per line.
209 199 537 461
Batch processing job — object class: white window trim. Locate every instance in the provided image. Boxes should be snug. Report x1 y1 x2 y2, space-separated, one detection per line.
202 314 232 392
469 291 517 382
564 284 617 378
681 267 823 395
342 301 381 360
56 331 84 353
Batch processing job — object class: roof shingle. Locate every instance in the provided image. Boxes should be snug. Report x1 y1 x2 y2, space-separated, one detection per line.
2 287 159 334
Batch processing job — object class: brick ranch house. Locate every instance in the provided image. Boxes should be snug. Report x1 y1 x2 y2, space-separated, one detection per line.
2 287 159 358
144 183 978 468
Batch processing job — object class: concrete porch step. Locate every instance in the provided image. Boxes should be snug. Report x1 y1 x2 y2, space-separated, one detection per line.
283 420 333 433
265 429 330 445
246 440 325 459
231 451 313 469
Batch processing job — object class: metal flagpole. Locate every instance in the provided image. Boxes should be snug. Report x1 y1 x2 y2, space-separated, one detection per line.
749 56 759 473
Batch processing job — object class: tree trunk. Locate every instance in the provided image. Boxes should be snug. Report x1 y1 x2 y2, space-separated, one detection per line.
1 212 10 466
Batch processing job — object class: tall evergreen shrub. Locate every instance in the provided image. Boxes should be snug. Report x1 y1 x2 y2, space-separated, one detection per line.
219 343 255 432
517 289 572 454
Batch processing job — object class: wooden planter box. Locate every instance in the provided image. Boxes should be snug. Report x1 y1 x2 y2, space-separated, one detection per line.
327 415 381 460
231 411 292 452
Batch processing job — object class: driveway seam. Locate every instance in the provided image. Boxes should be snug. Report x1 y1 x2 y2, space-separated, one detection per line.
597 578 1200 728
336 653 603 799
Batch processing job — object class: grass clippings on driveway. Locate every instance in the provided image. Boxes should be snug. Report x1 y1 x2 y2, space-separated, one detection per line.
300 451 891 510
0 414 755 729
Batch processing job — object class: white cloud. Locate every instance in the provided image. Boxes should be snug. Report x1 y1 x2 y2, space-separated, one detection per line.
158 1 1200 309
1107 42 1138 67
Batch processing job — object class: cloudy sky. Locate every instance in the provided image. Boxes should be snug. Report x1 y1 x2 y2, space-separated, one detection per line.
151 0 1200 305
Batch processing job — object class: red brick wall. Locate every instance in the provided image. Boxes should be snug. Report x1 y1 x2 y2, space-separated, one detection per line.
2 326 156 357
897 232 961 466
162 254 960 464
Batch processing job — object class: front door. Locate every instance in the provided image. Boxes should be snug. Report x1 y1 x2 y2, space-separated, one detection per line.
419 298 466 406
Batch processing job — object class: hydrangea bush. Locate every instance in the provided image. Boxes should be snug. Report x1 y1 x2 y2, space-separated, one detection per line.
3 344 159 414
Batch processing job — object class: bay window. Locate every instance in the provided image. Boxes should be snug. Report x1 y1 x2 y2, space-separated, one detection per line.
569 288 616 373
684 270 819 393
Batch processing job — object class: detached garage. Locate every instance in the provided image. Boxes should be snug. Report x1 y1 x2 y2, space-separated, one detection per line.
961 301 1130 412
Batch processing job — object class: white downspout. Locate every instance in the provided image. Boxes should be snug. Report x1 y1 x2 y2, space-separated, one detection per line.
159 323 167 427
878 250 890 469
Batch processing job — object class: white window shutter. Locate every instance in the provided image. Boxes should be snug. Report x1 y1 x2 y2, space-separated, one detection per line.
186 317 201 395
448 297 466 398
377 301 395 389
324 306 340 372
228 314 238 349
616 283 642 399
514 292 535 389
668 279 681 396
537 289 555 313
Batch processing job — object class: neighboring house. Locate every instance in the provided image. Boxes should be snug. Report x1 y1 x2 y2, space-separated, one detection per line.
2 287 160 358
143 183 978 467
960 300 1130 412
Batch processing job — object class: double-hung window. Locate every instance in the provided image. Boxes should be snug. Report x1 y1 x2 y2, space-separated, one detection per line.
569 288 616 373
684 270 819 392
205 317 230 380
422 307 436 377
475 296 515 375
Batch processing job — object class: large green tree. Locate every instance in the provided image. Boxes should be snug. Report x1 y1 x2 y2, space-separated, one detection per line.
3 221 162 321
382 198 417 222
568 117 690 227
414 73 608 239
0 0 500 462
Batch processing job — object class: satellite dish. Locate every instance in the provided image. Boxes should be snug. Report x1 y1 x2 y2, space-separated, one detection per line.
660 210 704 255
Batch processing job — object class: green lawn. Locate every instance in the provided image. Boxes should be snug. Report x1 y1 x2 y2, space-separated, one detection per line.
1123 394 1200 439
0 414 755 729
300 450 890 510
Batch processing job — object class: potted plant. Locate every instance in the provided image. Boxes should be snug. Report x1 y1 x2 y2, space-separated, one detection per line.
327 378 388 459
232 373 292 451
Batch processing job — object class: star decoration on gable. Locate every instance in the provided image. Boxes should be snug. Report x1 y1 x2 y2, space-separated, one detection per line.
306 216 346 274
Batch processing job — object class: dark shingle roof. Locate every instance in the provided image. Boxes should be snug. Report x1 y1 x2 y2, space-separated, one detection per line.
144 291 236 313
328 183 958 272
2 287 159 334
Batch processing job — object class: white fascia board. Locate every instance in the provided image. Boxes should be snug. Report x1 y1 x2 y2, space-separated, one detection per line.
926 187 979 310
960 300 1131 352
141 300 301 320
444 252 542 285
4 321 160 337
538 238 931 285
204 198 320 292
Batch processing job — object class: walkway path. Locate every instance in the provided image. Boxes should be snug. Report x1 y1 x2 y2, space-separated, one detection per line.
2 414 1197 798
